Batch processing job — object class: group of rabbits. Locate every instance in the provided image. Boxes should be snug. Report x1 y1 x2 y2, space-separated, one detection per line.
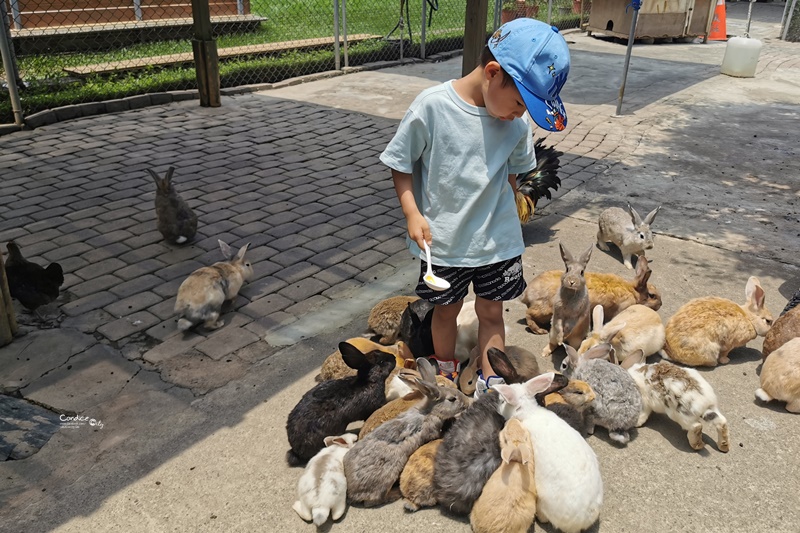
285 202 799 532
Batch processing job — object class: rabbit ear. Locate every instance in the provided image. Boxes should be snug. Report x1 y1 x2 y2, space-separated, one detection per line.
486 348 521 383
339 342 371 370
745 276 766 310
634 256 652 287
324 435 352 447
416 358 437 384
582 343 615 362
414 377 441 400
522 372 556 397
218 240 233 260
165 166 176 183
492 383 519 406
578 244 593 267
591 305 604 332
235 243 250 262
502 445 524 465
620 349 645 370
559 242 574 266
601 321 626 342
563 343 580 367
147 168 162 186
628 204 643 226
534 372 568 405
644 205 661 225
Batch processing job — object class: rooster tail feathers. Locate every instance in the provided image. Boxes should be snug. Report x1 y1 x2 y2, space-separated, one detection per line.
517 139 563 205
45 263 65 286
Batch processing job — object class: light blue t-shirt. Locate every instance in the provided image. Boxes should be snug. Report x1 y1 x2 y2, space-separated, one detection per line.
380 80 536 267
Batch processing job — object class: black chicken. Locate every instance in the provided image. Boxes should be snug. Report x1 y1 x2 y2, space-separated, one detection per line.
515 139 564 224
5 241 64 316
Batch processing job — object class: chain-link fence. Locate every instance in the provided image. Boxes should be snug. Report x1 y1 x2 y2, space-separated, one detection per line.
1 0 588 124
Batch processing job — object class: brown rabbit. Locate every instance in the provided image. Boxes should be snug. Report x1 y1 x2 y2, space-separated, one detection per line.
368 295 420 344
761 306 800 360
521 255 661 334
755 337 800 413
542 243 593 357
149 166 198 245
399 439 442 512
663 276 773 367
469 418 536 533
174 240 252 331
316 338 407 382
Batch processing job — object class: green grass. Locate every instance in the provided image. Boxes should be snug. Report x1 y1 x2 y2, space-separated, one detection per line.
0 1 581 123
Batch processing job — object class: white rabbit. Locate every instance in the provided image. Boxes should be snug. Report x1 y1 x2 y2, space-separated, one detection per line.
597 204 660 269
578 304 665 363
292 433 358 526
494 373 603 533
624 352 730 452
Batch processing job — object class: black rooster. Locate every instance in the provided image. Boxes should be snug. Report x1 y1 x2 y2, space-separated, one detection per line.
5 241 64 317
515 139 563 224
782 288 800 317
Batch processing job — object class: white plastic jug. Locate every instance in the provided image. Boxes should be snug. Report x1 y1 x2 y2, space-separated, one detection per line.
720 37 762 78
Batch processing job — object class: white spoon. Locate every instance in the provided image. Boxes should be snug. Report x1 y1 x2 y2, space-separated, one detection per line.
422 241 451 291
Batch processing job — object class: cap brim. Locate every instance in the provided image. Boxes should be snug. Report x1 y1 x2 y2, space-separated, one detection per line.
513 78 568 132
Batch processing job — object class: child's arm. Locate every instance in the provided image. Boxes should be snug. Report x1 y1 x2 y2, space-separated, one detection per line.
508 174 518 194
392 169 429 249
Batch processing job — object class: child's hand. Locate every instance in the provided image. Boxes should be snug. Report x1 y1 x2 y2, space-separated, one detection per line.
407 212 431 251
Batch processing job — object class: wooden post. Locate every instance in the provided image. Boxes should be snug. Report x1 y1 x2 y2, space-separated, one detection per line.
463 0 490 76
0 252 19 347
191 0 221 107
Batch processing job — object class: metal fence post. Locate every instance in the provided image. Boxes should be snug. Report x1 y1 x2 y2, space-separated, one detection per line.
421 0 427 59
333 0 341 70
342 0 349 67
9 0 22 30
463 0 488 76
547 0 553 25
493 0 501 30
133 0 143 22
0 0 24 125
191 0 221 107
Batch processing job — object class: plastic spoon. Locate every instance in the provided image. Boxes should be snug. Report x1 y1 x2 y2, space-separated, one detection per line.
422 241 451 291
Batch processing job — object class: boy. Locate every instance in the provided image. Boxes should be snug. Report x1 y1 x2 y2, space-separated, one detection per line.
380 18 570 394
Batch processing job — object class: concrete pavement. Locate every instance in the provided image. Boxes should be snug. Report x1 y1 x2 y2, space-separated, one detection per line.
1 2 799 531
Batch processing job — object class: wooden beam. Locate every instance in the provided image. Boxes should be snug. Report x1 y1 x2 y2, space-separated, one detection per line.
191 0 221 107
463 0 489 76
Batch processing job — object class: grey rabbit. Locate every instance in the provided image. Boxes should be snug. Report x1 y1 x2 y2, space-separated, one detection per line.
148 166 198 245
285 342 396 466
433 349 567 516
542 242 594 357
560 343 642 445
597 204 660 269
343 359 471 507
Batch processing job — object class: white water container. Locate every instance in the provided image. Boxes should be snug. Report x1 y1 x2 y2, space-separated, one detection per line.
720 36 763 78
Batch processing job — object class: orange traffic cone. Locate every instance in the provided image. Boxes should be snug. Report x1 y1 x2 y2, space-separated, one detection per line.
708 0 728 41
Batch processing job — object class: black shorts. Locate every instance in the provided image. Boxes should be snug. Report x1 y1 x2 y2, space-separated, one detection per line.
415 256 526 306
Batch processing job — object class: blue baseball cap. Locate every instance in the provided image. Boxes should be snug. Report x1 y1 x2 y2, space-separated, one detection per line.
488 18 570 131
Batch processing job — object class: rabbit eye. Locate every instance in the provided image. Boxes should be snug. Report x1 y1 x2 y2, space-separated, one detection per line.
765 319 773 326
639 233 645 239
246 262 251 267
447 397 456 403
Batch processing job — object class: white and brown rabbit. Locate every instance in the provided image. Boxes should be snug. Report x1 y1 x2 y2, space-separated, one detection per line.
522 256 661 334
292 433 357 526
343 359 471 507
597 203 660 269
174 240 253 331
761 305 800 360
625 351 730 452
663 276 773 366
399 438 442 512
542 242 593 357
578 304 665 364
755 337 800 413
148 166 198 245
470 418 536 533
